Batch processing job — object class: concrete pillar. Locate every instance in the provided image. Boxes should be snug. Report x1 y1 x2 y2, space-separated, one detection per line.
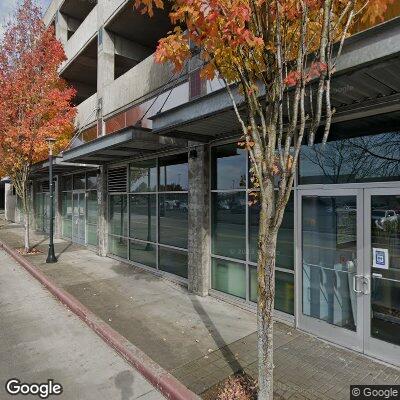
55 11 68 47
187 143 210 296
97 28 115 136
5 183 16 222
54 176 62 239
97 166 108 256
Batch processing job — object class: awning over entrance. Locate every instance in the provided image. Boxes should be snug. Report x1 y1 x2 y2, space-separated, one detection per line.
62 127 187 164
30 157 94 177
150 17 400 141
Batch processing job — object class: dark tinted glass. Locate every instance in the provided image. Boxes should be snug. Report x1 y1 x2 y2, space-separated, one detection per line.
129 194 156 242
159 154 188 191
159 193 188 249
300 133 400 184
211 144 246 190
109 235 127 259
130 159 157 192
211 192 246 260
159 247 188 278
130 240 157 268
249 193 294 269
109 195 128 236
86 171 98 190
73 173 86 190
62 175 73 191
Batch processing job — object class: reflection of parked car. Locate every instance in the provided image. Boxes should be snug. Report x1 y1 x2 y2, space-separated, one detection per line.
164 200 178 210
373 209 399 230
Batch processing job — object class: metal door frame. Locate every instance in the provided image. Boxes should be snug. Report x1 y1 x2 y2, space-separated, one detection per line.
363 187 400 366
296 187 365 352
72 190 86 245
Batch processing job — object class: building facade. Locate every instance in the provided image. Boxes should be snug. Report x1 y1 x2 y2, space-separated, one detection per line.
6 0 400 368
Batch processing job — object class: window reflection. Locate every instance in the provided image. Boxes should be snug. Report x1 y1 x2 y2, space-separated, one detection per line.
109 195 128 237
370 195 400 346
302 196 357 331
212 192 246 260
300 133 400 184
159 193 188 249
249 193 295 269
211 143 246 190
130 159 157 192
159 154 188 191
129 194 156 242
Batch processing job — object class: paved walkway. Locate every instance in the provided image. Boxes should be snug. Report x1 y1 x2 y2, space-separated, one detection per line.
1 220 399 400
0 247 165 400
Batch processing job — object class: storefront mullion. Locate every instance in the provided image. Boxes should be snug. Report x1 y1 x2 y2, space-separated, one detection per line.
109 154 189 280
210 142 295 315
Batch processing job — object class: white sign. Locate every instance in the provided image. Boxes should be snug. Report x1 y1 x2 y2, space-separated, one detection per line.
373 248 389 270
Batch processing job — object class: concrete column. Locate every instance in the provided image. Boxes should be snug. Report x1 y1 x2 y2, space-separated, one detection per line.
187 143 210 297
54 176 62 239
55 11 68 47
97 28 115 136
97 166 108 256
5 183 16 222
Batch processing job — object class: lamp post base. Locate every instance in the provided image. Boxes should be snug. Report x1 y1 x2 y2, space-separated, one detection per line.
46 244 57 263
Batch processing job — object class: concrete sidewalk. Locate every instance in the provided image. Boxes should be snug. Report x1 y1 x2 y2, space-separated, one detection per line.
0 247 166 400
1 220 399 400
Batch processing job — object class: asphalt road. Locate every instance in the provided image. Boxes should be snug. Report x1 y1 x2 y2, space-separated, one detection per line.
0 249 165 400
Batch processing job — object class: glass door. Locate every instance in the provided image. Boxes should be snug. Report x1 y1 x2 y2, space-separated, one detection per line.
72 191 86 245
363 188 400 366
298 188 364 351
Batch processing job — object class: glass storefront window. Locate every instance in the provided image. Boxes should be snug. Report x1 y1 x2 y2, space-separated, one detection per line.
159 193 188 249
211 143 246 190
210 142 295 313
108 154 189 280
109 235 128 259
249 267 295 315
73 173 86 190
130 240 157 268
86 190 98 246
212 192 246 260
130 159 157 192
86 172 98 190
129 194 156 242
61 192 72 238
249 193 295 269
109 195 128 237
212 258 246 299
62 175 73 191
159 247 188 278
299 132 400 184
159 154 188 191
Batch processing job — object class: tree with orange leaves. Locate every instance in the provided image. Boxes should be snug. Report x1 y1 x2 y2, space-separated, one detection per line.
135 0 393 398
0 0 76 253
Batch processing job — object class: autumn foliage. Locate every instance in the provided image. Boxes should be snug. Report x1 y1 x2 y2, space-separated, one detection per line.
134 0 395 399
0 0 76 250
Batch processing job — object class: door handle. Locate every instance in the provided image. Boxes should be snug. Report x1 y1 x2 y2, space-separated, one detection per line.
363 275 370 295
353 274 363 294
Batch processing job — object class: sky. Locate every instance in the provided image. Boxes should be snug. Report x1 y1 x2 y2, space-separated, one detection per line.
0 0 51 37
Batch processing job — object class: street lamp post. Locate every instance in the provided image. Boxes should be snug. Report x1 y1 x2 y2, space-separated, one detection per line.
46 137 57 264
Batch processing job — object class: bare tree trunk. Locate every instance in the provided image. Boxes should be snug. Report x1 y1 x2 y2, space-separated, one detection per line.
257 195 278 400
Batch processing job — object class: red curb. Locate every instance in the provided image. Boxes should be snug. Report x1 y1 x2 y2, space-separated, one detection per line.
0 240 201 400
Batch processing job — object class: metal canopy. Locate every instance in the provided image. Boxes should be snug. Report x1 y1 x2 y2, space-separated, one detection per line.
30 157 94 177
62 127 188 164
151 17 400 141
